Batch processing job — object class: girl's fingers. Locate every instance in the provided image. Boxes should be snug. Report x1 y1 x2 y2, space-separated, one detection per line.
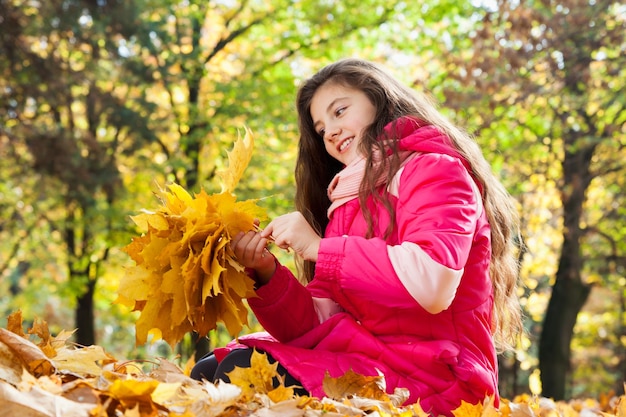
234 231 272 263
254 237 269 258
259 224 274 239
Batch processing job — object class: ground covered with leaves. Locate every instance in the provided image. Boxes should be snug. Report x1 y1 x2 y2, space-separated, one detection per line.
0 312 624 417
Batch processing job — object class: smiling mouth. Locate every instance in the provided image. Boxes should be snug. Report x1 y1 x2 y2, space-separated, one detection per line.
338 137 354 152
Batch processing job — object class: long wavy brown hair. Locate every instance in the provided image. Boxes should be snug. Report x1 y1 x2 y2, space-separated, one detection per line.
294 58 522 352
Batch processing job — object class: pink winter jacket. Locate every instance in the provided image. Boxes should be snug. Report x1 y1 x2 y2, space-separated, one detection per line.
217 117 498 416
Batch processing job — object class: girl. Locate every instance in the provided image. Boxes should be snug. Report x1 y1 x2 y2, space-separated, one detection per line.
191 58 523 416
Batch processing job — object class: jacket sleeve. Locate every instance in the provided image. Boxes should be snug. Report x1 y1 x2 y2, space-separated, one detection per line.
313 153 483 314
246 261 321 342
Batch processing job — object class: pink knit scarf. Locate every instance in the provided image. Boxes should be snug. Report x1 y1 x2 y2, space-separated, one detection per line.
326 149 414 218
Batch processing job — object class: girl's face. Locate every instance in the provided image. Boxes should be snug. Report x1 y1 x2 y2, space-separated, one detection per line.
310 82 376 166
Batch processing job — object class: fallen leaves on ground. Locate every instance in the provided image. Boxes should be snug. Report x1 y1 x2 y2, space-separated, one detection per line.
115 127 267 347
0 312 625 417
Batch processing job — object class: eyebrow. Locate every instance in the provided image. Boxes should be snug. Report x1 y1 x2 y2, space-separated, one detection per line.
313 96 348 131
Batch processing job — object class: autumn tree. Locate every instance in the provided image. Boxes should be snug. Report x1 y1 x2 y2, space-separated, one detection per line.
0 0 160 345
430 0 626 399
0 0 408 358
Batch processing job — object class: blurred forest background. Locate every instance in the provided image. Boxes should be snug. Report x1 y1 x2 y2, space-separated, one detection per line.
0 0 624 404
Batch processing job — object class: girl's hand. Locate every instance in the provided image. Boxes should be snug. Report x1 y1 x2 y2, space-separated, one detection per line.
260 212 321 262
231 229 276 285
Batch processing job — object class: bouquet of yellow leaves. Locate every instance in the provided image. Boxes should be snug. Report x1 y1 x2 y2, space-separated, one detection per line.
115 127 267 347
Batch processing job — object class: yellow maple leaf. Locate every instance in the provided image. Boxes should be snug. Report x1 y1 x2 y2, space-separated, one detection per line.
322 369 389 401
117 127 267 347
6 310 25 337
404 401 431 417
481 396 503 417
217 126 255 194
52 344 115 377
107 378 160 413
28 317 57 357
225 349 280 399
268 384 296 403
452 399 487 417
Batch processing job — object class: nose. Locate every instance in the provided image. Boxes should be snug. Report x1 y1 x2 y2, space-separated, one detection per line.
326 125 341 142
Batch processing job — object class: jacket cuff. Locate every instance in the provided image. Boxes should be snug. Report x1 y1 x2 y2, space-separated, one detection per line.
248 262 292 307
314 236 346 281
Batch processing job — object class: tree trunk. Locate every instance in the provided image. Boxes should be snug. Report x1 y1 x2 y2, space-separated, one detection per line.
75 275 97 347
539 135 595 400
616 288 626 395
538 269 590 399
498 353 521 398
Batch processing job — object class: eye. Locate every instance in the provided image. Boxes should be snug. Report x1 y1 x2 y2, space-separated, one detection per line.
335 106 346 116
318 128 326 138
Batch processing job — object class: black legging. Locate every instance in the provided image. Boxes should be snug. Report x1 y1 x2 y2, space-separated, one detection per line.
190 348 308 396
